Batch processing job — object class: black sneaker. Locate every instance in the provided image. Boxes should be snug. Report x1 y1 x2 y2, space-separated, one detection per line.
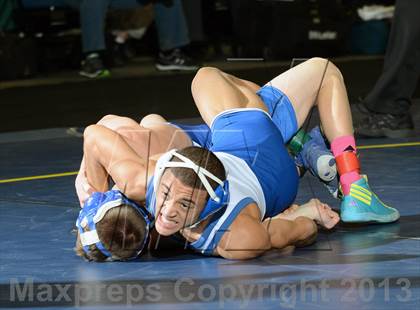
111 42 127 67
356 112 414 138
350 101 371 126
155 48 199 71
111 41 136 67
80 53 111 78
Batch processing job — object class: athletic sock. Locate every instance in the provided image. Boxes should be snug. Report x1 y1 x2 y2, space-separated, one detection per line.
84 51 103 61
115 35 126 44
331 135 361 195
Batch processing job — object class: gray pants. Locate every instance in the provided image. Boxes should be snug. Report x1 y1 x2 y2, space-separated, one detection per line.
22 0 191 52
364 0 420 115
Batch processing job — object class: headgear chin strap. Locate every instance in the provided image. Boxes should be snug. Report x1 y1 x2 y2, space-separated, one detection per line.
154 149 229 227
76 190 151 261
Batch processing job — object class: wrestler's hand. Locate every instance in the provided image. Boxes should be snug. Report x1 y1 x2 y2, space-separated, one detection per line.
306 199 340 229
75 165 95 207
275 199 340 230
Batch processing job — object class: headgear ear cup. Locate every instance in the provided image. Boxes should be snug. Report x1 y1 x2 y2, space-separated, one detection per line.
196 181 230 223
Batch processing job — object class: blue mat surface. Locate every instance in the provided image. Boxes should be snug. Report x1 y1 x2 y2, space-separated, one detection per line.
0 131 419 309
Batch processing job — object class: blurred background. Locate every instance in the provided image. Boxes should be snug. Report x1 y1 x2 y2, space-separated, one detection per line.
0 0 418 134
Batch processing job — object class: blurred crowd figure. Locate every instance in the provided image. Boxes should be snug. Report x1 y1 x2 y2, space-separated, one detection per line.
79 0 200 78
352 0 420 138
20 0 203 78
4 0 420 111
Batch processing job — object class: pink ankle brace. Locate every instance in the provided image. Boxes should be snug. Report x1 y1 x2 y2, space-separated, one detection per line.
331 136 361 195
331 135 356 157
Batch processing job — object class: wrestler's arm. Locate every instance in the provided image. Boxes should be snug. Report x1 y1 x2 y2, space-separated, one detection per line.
75 116 139 206
215 203 317 260
262 216 318 249
75 158 93 206
83 124 155 202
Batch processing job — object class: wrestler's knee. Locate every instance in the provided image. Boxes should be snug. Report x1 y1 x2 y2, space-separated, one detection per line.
308 57 344 83
97 114 124 129
140 114 167 127
326 61 344 83
196 66 220 76
192 67 220 89
97 114 140 131
97 114 118 124
83 124 102 149
307 57 327 64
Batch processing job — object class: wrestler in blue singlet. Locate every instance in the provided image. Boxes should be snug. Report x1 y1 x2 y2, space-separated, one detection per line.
148 85 299 254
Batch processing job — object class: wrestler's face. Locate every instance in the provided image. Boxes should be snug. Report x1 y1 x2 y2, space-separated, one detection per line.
155 170 208 236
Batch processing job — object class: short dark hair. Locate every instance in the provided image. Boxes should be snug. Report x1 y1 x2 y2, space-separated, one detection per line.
75 204 147 262
168 146 226 192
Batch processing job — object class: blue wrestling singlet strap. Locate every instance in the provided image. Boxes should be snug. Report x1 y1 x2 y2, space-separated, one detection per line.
189 197 255 255
145 176 157 217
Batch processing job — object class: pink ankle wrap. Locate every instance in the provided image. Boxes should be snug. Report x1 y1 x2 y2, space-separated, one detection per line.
331 135 356 157
331 135 361 195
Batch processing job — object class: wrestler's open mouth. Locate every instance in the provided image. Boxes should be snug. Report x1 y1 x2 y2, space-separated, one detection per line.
158 213 179 229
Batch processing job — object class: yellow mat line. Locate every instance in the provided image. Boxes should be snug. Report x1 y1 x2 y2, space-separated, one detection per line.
0 141 419 184
358 141 420 149
0 171 78 184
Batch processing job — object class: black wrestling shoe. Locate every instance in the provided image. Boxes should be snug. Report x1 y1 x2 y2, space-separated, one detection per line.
80 53 111 78
155 48 199 71
356 112 414 138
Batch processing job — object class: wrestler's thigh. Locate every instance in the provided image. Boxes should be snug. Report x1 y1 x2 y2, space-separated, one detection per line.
266 57 331 127
191 67 267 126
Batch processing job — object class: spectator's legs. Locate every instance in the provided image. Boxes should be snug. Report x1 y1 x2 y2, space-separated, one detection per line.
78 0 110 53
76 0 118 78
23 0 197 75
153 0 198 70
153 0 190 51
182 0 205 43
109 0 197 71
108 0 190 51
353 0 420 137
364 0 420 115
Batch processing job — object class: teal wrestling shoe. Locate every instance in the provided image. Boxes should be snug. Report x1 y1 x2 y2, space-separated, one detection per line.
340 176 400 223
